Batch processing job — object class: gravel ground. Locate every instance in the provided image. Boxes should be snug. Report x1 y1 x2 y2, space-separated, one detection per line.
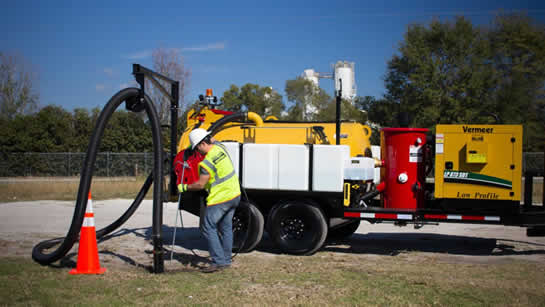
1 199 545 271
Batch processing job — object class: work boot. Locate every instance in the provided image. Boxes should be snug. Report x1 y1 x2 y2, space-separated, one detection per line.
201 264 224 273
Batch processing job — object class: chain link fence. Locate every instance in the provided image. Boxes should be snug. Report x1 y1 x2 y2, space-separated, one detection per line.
0 152 542 178
0 152 156 177
523 152 544 175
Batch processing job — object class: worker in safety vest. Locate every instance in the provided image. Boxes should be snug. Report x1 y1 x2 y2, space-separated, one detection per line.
178 128 241 273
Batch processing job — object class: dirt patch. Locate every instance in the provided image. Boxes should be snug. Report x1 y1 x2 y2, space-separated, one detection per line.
2 200 545 271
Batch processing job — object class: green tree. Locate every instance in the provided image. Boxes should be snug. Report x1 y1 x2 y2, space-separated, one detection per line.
357 96 399 128
354 96 397 145
0 115 27 152
221 85 243 112
99 110 153 152
314 98 366 123
285 78 331 121
489 14 545 151
385 16 497 129
220 83 284 118
22 105 74 152
0 104 155 154
0 52 39 120
70 108 92 151
384 14 545 151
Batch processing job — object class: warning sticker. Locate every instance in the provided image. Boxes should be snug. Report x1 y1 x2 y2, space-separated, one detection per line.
409 145 423 163
435 134 444 154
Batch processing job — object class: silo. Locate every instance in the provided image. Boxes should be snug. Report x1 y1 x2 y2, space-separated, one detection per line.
333 61 356 100
302 69 319 87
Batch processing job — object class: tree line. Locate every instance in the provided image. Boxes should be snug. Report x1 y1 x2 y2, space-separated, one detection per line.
378 14 545 151
1 13 544 153
0 106 154 153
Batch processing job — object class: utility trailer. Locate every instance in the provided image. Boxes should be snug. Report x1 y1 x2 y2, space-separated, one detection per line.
176 122 545 256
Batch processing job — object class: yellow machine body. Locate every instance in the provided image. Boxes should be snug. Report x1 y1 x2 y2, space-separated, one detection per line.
434 124 523 201
178 106 373 157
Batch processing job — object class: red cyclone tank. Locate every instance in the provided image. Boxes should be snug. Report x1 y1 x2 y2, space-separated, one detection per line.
380 128 429 210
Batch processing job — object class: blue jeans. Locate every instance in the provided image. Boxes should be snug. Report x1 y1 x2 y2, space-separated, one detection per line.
201 196 240 266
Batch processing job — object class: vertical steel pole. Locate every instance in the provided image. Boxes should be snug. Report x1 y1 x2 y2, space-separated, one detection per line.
336 79 342 145
524 172 533 209
170 81 180 199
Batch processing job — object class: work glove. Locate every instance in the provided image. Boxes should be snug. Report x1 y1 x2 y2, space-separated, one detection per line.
178 183 188 193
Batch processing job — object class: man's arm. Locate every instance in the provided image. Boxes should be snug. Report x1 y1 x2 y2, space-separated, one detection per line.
178 173 209 193
187 173 210 191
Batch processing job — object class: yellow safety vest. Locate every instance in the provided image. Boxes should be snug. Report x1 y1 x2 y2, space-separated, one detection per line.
198 144 241 206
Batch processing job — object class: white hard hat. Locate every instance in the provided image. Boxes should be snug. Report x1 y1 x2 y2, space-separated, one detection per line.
189 128 210 150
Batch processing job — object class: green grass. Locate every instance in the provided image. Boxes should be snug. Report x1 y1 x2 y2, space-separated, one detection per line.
2 254 545 306
0 177 154 202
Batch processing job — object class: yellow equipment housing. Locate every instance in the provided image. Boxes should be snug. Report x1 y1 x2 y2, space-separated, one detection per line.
434 124 523 201
177 106 373 157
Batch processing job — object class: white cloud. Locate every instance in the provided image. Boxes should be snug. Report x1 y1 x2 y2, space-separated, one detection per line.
125 50 152 60
182 42 225 52
103 68 114 76
119 83 130 89
96 84 106 92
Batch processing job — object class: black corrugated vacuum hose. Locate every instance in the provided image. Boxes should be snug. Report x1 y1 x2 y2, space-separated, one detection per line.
207 112 248 135
32 88 164 272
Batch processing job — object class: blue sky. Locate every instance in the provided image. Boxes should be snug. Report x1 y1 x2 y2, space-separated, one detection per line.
2 0 544 112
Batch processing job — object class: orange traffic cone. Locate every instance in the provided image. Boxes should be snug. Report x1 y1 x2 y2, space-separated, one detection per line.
69 192 106 275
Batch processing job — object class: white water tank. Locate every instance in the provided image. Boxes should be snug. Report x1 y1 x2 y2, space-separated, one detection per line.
312 145 350 192
242 144 310 191
278 145 309 191
333 61 356 100
240 144 350 192
242 144 279 190
221 142 240 177
344 157 375 181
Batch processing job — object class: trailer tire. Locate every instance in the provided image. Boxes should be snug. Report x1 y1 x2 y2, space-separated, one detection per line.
233 200 264 253
526 227 545 237
267 200 328 255
328 220 361 240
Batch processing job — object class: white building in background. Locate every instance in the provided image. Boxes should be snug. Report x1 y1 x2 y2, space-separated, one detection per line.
299 69 322 119
333 61 356 101
301 61 357 101
302 69 320 87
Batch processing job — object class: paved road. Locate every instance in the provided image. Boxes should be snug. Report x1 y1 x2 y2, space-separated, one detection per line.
1 199 545 268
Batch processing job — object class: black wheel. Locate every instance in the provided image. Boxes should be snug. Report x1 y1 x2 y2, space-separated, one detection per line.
233 200 264 253
527 227 545 237
328 220 361 240
267 200 327 255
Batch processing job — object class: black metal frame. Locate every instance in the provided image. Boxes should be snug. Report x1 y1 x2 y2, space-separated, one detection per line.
132 64 180 199
335 79 342 145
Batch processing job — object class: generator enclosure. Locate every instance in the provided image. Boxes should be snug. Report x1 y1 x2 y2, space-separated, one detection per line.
434 125 523 201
